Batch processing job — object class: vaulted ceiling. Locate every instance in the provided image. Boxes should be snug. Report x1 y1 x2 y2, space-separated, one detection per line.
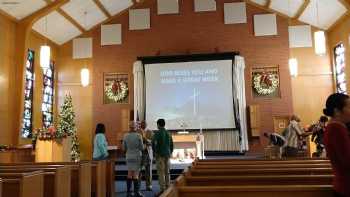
0 0 349 45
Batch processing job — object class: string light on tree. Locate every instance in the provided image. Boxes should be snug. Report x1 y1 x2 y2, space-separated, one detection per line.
57 94 80 162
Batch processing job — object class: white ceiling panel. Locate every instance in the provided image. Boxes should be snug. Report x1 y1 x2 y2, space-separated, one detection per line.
32 11 82 45
0 0 47 20
61 0 107 30
250 0 268 6
299 0 347 29
99 0 133 16
270 0 305 17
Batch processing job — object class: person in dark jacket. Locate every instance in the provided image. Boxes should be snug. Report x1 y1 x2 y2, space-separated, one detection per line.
310 116 328 157
152 119 173 194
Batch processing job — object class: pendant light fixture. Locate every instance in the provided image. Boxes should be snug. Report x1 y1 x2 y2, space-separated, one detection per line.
40 16 51 70
287 0 298 77
81 11 90 87
289 58 298 77
314 0 326 56
81 68 90 87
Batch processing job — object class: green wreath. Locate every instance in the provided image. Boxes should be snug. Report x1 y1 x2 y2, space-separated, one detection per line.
253 73 279 95
105 81 128 102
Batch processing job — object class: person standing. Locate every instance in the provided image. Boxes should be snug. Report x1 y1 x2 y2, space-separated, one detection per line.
323 93 350 197
123 121 144 197
93 123 109 160
310 116 328 157
139 121 153 191
284 115 306 157
152 119 173 194
263 132 286 159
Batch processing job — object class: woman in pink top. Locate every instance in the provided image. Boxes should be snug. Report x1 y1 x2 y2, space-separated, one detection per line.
323 93 350 197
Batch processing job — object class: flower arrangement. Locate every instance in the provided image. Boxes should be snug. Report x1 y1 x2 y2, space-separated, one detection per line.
32 126 66 141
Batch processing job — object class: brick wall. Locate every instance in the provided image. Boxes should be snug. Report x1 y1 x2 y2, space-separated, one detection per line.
91 0 293 145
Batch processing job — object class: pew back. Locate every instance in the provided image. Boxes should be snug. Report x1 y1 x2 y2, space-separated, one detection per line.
193 163 331 169
0 166 70 197
183 175 333 186
0 171 44 197
189 167 333 176
0 162 91 197
176 185 333 197
0 178 2 197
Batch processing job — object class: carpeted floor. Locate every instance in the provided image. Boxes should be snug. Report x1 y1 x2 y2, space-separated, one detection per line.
116 180 161 197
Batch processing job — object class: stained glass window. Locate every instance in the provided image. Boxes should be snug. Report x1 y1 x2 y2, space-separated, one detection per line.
42 61 54 128
334 43 347 94
21 50 35 138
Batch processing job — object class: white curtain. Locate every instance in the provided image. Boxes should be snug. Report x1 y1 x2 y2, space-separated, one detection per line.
133 61 145 121
233 56 249 151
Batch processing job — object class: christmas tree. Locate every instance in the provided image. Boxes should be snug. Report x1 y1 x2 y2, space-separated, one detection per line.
57 94 80 161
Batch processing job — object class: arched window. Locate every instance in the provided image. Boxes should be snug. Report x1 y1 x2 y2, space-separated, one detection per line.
21 50 35 138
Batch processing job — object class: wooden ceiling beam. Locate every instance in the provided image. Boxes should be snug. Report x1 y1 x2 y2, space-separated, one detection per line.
245 0 289 19
338 0 350 11
92 0 112 18
56 8 86 32
293 0 310 19
0 9 18 23
20 0 69 26
327 0 350 31
266 0 272 8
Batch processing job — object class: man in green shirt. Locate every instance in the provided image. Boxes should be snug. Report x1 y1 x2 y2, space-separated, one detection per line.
152 119 173 193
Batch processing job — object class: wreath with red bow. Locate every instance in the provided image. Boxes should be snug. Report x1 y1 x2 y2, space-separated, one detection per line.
105 81 128 102
253 73 279 95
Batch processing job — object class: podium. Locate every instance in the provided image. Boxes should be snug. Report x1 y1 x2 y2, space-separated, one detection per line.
35 137 72 162
171 133 204 163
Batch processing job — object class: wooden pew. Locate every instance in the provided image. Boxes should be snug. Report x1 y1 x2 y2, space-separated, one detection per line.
192 163 332 169
174 185 333 197
0 171 44 197
33 160 109 197
194 159 330 165
161 174 333 197
183 174 333 186
106 159 115 197
0 162 91 197
189 167 333 176
0 178 2 197
0 166 71 197
91 160 107 197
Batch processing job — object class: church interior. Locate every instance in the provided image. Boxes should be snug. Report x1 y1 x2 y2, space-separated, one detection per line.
0 0 350 196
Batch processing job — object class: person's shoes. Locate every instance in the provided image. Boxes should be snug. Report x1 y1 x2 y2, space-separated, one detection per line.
126 192 133 197
146 186 153 191
134 192 144 197
155 191 163 197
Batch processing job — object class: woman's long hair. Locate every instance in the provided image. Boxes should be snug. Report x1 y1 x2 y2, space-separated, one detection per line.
95 123 106 134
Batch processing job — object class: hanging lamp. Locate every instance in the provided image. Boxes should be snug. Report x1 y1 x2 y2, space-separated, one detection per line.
81 11 90 87
314 0 326 55
287 0 298 77
40 16 51 70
